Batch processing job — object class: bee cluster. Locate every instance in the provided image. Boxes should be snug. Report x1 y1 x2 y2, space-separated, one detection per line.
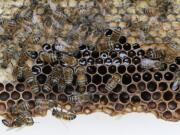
0 0 179 128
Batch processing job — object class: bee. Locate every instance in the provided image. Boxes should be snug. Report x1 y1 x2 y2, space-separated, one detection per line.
146 48 166 61
9 101 30 115
140 58 165 71
31 83 40 94
141 8 157 17
105 73 121 91
42 83 51 93
32 31 42 44
0 49 13 69
52 108 76 121
2 111 34 127
34 99 57 116
61 54 78 67
172 71 180 91
76 67 87 87
68 93 92 104
13 64 30 82
53 6 67 24
39 51 58 64
63 67 74 85
20 8 33 21
96 36 112 52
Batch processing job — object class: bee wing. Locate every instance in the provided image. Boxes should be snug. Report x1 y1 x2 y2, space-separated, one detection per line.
172 80 179 91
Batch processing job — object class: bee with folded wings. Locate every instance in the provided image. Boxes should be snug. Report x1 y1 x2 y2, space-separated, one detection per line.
172 70 180 91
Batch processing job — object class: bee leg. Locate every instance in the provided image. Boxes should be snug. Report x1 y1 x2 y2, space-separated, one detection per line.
2 119 12 127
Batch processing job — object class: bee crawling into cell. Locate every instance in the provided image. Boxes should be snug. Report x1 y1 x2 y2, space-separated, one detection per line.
172 70 180 91
105 73 121 91
76 66 87 88
52 108 76 121
68 93 92 104
9 101 30 115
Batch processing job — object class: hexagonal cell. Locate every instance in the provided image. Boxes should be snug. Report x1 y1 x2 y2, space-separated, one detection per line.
100 52 108 59
35 93 45 99
104 58 112 65
5 83 14 92
154 72 163 81
91 94 100 103
119 92 130 103
152 92 161 100
58 94 68 103
96 58 103 65
64 85 74 95
108 92 118 102
169 64 178 72
83 50 90 57
128 50 136 58
42 65 52 74
113 58 122 66
158 102 167 112
76 86 86 93
132 57 141 65
159 82 168 91
100 95 109 105
87 84 96 93
11 91 21 100
119 36 127 44
132 43 140 49
127 84 137 93
132 73 141 82
114 103 124 111
137 50 145 57
98 84 108 93
131 95 140 104
98 66 107 75
15 83 25 92
92 74 102 85
147 101 157 109
79 58 87 66
7 100 15 108
28 100 35 109
164 72 174 81
122 73 132 85
0 92 10 101
46 93 56 100
112 84 122 93
163 111 172 120
108 65 116 74
147 81 157 92
168 101 177 110
114 43 122 51
175 57 180 65
37 74 47 84
91 51 99 58
123 43 131 51
163 91 173 101
123 57 131 65
87 58 95 65
0 83 4 91
103 74 112 83
137 82 146 91
109 51 117 59
175 93 180 102
141 91 151 101
22 91 32 100
0 103 6 113
142 72 152 82
127 65 136 73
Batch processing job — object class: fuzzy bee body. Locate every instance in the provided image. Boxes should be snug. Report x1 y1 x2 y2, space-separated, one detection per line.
68 94 92 103
146 48 166 61
63 67 74 85
52 108 76 121
140 58 164 70
76 67 87 87
39 52 58 63
172 71 180 91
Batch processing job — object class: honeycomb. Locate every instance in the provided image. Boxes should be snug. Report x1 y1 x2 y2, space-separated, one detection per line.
0 0 179 127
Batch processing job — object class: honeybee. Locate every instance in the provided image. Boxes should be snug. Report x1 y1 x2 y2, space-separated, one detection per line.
63 67 74 85
52 108 76 121
9 101 30 115
2 111 34 127
34 99 57 116
141 43 177 63
68 94 92 104
141 8 157 17
105 73 121 91
61 54 78 67
31 83 40 94
140 58 165 71
39 51 58 63
76 67 87 87
146 48 166 61
96 36 112 52
42 83 51 93
172 70 180 91
0 49 14 69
